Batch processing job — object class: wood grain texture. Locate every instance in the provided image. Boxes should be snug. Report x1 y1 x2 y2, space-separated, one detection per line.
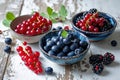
0 0 24 80
1 0 120 80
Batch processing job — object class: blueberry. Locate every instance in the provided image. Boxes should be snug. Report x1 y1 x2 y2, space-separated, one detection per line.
72 39 80 43
57 52 65 57
44 46 51 52
63 46 70 53
75 48 84 55
51 45 60 53
79 41 88 49
48 50 56 56
63 38 71 45
67 51 75 57
57 26 63 30
111 40 117 47
47 41 55 47
51 37 59 42
67 33 74 40
70 43 79 51
46 38 51 42
56 41 65 48
52 28 57 31
59 36 63 41
45 67 53 74
58 30 62 37
4 46 11 53
5 38 12 45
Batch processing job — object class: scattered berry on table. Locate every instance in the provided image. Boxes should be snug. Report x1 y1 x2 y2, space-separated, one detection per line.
23 41 27 46
89 54 103 65
5 38 12 45
4 46 11 53
45 67 53 74
64 26 70 30
92 63 104 74
103 52 115 65
16 42 43 74
111 40 117 47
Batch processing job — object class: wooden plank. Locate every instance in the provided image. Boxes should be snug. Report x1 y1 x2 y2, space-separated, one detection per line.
2 0 120 80
0 0 24 80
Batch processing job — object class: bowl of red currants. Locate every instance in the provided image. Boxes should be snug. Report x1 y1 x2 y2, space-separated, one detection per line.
72 8 117 41
39 29 90 65
10 12 52 43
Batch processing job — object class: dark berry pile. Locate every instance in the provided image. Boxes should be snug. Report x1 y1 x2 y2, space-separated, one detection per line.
43 29 88 58
103 52 115 65
92 63 104 74
76 8 112 32
15 12 52 36
89 52 115 74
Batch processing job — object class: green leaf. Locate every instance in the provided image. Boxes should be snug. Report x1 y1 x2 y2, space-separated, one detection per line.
41 12 49 19
51 19 57 23
2 19 11 27
50 12 58 19
47 7 53 15
61 30 68 38
6 12 15 21
59 5 67 17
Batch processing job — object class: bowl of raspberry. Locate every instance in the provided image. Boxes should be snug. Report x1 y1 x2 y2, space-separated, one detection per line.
10 12 52 43
39 29 90 65
72 8 117 41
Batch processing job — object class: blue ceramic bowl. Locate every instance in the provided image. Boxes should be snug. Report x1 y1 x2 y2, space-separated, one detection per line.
39 30 90 65
72 12 117 41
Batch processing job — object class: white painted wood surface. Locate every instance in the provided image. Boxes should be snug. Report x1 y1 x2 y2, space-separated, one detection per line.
0 0 120 80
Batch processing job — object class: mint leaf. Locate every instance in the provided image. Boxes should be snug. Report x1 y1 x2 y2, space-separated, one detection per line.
2 19 11 27
61 30 68 38
59 5 67 18
47 7 53 15
50 12 58 19
41 12 49 19
6 12 15 21
51 19 57 23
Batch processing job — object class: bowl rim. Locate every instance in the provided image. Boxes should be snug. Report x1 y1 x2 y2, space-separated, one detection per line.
10 15 52 37
72 11 117 34
39 30 90 60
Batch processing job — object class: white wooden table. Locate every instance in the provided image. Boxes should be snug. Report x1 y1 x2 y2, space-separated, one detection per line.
0 0 120 80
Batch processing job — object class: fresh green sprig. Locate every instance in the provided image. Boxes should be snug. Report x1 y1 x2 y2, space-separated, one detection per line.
41 5 68 23
2 12 15 27
61 30 68 38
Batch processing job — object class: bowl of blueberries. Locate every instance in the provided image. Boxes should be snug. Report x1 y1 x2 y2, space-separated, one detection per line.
10 12 52 43
72 8 117 41
39 28 90 65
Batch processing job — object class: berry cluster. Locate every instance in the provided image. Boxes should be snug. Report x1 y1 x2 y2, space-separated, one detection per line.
15 12 52 36
89 52 115 74
43 29 88 58
4 38 12 53
76 8 112 32
16 41 43 74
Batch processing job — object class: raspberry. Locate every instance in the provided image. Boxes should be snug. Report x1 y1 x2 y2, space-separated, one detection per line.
89 54 103 65
103 52 115 65
92 63 104 74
